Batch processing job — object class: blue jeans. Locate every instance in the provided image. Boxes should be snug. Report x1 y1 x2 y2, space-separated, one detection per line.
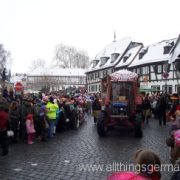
48 120 55 138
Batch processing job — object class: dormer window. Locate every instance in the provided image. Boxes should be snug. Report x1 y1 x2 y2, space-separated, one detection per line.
92 60 99 68
163 41 174 54
111 53 120 63
139 47 148 59
100 57 109 66
123 53 131 63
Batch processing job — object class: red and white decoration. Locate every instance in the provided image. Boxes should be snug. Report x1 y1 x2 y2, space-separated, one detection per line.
110 70 138 81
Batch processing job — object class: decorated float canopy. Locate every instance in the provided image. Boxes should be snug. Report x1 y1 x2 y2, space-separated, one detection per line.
110 69 138 81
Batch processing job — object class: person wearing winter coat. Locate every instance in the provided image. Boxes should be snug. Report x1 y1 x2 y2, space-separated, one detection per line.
142 94 151 124
8 101 20 143
46 96 59 138
156 94 167 126
20 98 35 141
92 95 101 124
0 103 9 156
108 149 161 180
25 113 35 144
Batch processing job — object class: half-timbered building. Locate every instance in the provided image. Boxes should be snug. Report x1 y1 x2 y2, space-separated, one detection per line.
86 37 142 94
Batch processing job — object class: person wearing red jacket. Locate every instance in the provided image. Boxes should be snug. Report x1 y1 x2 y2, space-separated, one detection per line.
0 103 9 156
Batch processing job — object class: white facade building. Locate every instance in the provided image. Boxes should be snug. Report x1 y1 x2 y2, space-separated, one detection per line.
26 68 86 91
87 34 180 95
86 37 143 93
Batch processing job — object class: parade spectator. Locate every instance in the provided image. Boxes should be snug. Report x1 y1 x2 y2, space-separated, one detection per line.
156 94 167 126
40 98 49 141
168 94 180 119
46 96 59 138
170 158 180 180
0 102 9 156
150 97 158 118
3 87 9 99
25 113 35 144
142 94 151 124
9 87 14 101
166 110 180 164
108 149 161 180
92 95 101 124
8 101 20 143
20 98 35 142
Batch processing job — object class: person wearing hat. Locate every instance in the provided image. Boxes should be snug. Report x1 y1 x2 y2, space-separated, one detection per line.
0 102 9 156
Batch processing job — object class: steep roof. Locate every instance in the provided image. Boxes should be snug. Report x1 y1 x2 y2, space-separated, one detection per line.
87 37 133 72
129 38 177 68
169 34 180 64
115 45 143 68
28 68 86 77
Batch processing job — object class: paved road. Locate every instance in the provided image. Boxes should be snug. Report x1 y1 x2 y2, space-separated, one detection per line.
0 115 173 180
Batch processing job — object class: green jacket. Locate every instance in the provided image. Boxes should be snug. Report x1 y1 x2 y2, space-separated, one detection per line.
46 102 59 120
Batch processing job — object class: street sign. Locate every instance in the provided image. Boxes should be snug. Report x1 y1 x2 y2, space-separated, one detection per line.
15 82 23 92
162 72 169 79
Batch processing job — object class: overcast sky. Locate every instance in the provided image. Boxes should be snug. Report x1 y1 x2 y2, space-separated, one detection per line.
0 0 180 73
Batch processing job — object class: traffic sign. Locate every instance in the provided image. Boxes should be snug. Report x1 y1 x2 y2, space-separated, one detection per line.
162 72 169 79
15 82 23 92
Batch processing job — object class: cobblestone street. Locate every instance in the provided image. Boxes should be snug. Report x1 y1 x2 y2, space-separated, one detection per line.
0 115 173 180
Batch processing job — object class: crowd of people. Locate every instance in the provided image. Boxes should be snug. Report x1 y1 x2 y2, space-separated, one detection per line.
1 86 180 179
0 87 93 156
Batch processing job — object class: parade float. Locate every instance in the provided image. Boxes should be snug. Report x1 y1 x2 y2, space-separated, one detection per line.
97 69 143 137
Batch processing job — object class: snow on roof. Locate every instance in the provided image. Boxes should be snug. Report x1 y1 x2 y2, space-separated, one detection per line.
169 35 180 64
116 45 143 68
28 68 86 77
87 37 133 72
110 69 138 81
129 38 177 68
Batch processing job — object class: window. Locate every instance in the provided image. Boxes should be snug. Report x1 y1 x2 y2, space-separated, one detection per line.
175 62 180 72
162 85 172 94
100 57 109 66
92 60 99 68
103 70 107 77
137 68 141 75
163 63 170 72
139 47 148 59
111 53 120 63
123 53 131 63
157 65 162 73
163 42 174 54
142 66 149 74
175 85 180 95
151 85 160 92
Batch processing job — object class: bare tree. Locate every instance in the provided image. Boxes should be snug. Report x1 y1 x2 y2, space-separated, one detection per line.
52 43 90 69
29 59 46 71
0 44 11 91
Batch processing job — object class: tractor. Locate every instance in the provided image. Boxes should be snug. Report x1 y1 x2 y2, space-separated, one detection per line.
97 69 143 137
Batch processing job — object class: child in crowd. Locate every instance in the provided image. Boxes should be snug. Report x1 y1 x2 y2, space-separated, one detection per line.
25 113 36 144
108 149 161 180
166 110 180 164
